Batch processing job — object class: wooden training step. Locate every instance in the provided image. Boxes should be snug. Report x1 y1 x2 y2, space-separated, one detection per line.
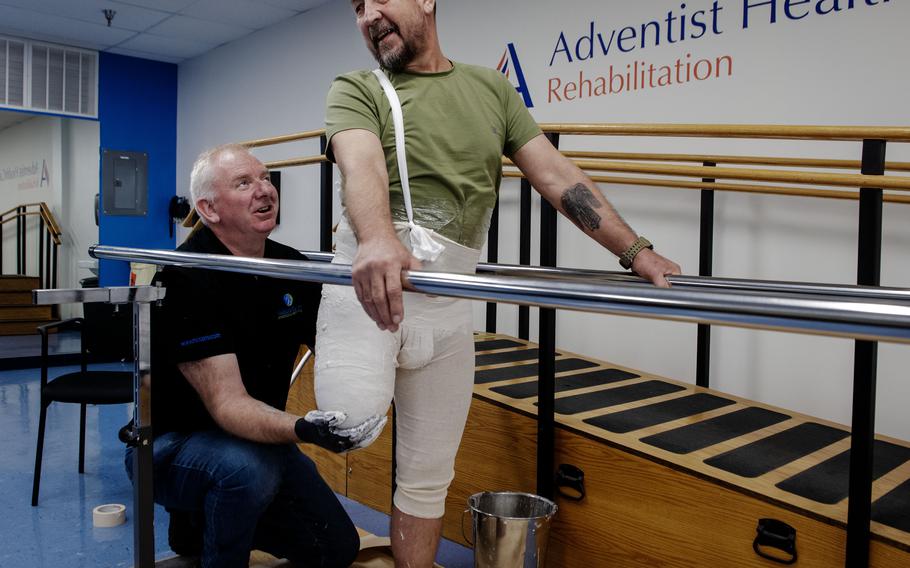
0 276 54 335
452 333 910 567
0 305 52 321
0 275 40 292
289 335 910 567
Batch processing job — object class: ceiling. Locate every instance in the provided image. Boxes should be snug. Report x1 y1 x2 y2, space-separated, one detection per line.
0 0 333 64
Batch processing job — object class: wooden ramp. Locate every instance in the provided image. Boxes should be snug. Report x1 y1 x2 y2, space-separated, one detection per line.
290 334 910 567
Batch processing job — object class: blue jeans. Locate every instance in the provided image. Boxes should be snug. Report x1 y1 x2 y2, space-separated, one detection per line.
125 430 358 568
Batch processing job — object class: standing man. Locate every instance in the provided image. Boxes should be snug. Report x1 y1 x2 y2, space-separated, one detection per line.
317 1 682 566
127 144 385 568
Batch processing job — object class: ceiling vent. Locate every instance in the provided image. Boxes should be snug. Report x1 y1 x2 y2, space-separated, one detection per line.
30 43 97 117
0 38 26 108
0 35 97 118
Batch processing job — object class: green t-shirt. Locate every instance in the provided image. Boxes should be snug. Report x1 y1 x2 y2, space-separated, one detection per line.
325 62 542 249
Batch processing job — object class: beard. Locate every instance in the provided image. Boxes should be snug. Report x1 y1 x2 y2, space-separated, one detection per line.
368 21 425 73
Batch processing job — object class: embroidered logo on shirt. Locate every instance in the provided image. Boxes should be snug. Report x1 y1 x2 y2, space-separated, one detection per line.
180 333 222 347
278 292 302 320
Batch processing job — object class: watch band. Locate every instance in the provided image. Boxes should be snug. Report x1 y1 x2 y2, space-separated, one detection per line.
619 236 653 269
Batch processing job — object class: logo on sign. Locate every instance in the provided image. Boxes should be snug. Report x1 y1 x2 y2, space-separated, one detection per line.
497 43 534 108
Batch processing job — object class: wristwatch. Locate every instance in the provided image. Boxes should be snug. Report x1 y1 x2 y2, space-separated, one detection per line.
618 236 653 270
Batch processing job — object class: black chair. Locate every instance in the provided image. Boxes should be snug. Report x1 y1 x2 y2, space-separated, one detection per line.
31 317 134 506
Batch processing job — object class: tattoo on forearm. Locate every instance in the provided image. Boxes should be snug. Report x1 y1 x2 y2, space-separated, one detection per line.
561 184 602 231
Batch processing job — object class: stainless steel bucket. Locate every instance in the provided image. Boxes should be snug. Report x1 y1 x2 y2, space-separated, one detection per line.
467 492 558 568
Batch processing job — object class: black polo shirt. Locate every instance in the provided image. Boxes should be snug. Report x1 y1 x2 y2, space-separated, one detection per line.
151 226 321 436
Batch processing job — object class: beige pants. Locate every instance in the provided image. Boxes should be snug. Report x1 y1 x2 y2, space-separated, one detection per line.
315 219 480 519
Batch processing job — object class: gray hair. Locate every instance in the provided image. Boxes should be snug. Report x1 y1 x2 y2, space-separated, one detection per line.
189 143 251 206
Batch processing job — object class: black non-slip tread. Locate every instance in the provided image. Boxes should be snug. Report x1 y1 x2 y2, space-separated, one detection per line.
641 407 791 455
475 348 561 367
585 392 736 434
474 339 523 352
704 422 850 479
474 358 599 384
775 440 910 505
872 478 910 533
544 380 685 415
490 368 640 400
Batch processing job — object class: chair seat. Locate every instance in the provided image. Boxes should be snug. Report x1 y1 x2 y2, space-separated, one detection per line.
43 371 133 405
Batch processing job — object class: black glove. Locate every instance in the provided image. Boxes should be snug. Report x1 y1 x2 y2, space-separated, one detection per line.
294 410 386 454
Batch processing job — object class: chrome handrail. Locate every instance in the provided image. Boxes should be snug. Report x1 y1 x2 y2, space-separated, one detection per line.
299 250 910 302
90 245 910 345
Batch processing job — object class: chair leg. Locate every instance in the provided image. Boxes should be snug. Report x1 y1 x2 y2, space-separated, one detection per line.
79 403 87 474
32 402 49 507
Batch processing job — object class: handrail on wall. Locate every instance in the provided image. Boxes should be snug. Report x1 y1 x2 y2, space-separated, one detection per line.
559 150 910 172
0 202 62 289
237 122 910 145
503 157 910 190
232 123 910 205
538 122 910 141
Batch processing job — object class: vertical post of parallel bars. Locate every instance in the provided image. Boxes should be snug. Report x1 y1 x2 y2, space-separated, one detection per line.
518 178 532 339
319 135 333 252
696 162 716 388
537 133 559 500
132 299 154 568
845 139 885 568
486 197 500 333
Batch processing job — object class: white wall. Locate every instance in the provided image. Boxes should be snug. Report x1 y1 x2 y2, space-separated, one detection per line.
175 0 910 439
0 114 99 317
60 118 101 291
0 115 62 277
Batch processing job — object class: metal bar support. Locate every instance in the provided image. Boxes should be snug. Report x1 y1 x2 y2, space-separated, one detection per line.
33 286 165 568
845 139 885 568
518 178 533 340
486 196 500 333
696 161 716 388
537 132 560 500
319 135 334 252
132 299 154 568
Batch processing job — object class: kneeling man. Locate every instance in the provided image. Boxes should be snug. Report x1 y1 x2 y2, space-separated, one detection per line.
126 144 385 568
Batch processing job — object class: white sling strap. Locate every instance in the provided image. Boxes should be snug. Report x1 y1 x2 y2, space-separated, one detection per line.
372 68 444 262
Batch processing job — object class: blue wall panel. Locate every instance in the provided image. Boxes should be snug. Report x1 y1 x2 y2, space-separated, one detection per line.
98 53 177 285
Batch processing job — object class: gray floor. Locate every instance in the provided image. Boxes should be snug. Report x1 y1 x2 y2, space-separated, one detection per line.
0 362 472 567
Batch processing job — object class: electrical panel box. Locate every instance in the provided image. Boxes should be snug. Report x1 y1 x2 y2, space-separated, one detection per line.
101 149 148 216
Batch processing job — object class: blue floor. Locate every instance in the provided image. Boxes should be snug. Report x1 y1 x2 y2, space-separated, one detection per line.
0 363 472 567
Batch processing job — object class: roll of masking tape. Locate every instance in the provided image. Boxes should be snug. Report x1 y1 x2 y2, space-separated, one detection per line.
92 503 127 528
